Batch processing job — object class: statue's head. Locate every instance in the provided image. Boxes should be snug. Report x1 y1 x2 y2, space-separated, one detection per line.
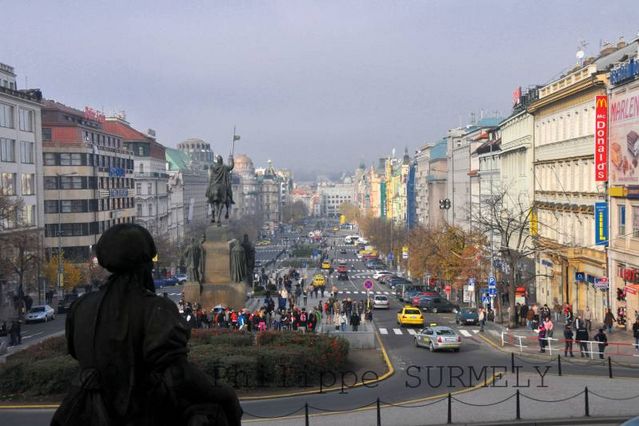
96 223 156 274
215 155 223 164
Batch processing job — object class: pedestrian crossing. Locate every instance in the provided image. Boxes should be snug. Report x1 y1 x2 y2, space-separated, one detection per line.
336 290 391 295
378 327 480 337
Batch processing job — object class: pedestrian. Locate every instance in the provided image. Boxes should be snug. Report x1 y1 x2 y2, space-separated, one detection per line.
632 318 639 352
339 312 347 332
543 317 554 338
563 324 574 357
593 328 608 359
350 311 361 332
584 306 593 332
575 321 589 357
520 304 529 327
538 323 547 353
479 307 486 332
526 308 534 329
303 290 308 306
553 301 561 323
604 308 616 334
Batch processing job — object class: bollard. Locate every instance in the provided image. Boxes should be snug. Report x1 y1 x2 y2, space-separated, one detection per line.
516 389 521 420
608 356 613 379
557 354 562 376
511 352 515 373
584 386 590 417
447 393 452 424
305 402 309 426
377 397 381 426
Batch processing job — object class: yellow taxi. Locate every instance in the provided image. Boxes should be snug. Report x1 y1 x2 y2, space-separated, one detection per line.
321 260 331 270
312 274 326 287
396 306 425 327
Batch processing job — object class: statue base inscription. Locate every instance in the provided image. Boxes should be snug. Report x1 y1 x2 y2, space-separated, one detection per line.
182 225 248 311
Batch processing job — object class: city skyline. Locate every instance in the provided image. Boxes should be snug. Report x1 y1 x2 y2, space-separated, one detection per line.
4 0 639 177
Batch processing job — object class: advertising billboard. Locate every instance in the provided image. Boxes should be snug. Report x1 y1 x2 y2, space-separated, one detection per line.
609 85 639 185
594 202 609 246
595 96 608 182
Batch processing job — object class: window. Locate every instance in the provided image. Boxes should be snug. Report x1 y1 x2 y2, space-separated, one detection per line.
60 153 82 166
136 182 142 195
138 146 144 156
0 103 14 128
137 204 143 216
21 174 35 195
44 177 57 189
60 176 83 189
148 203 153 215
44 152 56 165
633 206 639 238
18 108 34 132
42 127 52 140
0 138 16 162
45 200 58 213
619 205 626 237
20 141 34 164
139 163 144 173
0 173 16 195
147 183 153 195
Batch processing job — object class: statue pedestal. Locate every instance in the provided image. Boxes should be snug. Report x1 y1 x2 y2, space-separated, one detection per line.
183 225 248 311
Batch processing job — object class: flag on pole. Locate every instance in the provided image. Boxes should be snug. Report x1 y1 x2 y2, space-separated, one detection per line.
233 135 240 141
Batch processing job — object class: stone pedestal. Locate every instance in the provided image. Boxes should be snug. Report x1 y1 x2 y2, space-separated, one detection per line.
183 225 247 311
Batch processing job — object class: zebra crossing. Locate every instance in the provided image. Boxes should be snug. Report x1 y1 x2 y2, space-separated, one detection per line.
378 327 480 337
336 290 391 295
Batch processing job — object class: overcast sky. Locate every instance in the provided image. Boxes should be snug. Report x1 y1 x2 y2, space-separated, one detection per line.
4 1 639 180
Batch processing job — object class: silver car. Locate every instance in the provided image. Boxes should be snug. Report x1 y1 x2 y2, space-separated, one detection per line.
26 305 56 323
414 326 461 352
372 295 389 309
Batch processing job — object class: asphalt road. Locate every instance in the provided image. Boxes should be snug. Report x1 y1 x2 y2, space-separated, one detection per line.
2 224 638 425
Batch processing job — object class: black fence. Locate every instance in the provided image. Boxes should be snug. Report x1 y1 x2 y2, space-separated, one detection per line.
243 387 639 425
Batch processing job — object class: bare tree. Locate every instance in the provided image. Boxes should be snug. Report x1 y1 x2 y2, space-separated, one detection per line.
471 192 540 328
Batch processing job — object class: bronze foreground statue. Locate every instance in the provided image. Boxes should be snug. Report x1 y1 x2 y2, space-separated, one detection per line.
52 224 242 426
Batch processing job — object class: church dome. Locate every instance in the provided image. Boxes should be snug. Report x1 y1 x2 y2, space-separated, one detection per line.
234 153 255 175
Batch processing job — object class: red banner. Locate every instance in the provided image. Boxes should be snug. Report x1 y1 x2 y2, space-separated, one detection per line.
595 95 608 181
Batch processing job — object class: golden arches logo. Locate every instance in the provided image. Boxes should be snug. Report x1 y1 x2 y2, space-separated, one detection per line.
596 96 608 108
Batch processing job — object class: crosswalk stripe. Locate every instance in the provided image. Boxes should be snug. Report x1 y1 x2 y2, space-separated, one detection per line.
384 291 389 295
473 330 479 334
346 291 351 294
353 291 359 294
407 329 416 335
459 330 472 337
379 328 388 335
393 328 402 335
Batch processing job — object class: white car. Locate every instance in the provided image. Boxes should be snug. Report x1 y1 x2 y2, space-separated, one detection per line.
372 295 389 309
26 305 55 323
373 270 393 280
175 273 188 284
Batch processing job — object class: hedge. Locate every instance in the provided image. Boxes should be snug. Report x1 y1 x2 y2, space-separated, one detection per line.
0 329 349 399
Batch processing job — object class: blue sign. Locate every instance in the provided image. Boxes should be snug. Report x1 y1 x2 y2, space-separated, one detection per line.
468 277 476 286
488 276 496 288
109 188 129 198
610 58 639 86
109 167 125 177
575 272 585 282
481 294 490 305
489 287 497 296
594 202 609 246
387 252 394 260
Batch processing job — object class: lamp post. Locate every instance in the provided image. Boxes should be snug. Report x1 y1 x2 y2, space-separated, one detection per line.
56 171 77 297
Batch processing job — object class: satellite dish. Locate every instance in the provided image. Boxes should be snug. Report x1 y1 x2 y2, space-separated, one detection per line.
576 50 585 59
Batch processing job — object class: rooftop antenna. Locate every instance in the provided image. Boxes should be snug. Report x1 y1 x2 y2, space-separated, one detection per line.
576 39 587 66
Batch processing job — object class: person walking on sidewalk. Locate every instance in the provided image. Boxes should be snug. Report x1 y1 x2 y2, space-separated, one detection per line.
563 324 574 357
543 317 554 338
594 328 608 359
479 307 486 332
584 306 593 332
575 322 589 358
604 308 616 334
538 323 547 353
632 318 639 352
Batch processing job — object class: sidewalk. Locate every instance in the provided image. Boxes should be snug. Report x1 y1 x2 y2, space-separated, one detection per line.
242 373 639 425
482 319 639 366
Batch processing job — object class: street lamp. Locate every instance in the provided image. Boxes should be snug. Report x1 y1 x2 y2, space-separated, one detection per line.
56 171 77 297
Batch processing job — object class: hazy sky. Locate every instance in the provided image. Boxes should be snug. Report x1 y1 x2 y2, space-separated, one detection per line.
4 1 639 180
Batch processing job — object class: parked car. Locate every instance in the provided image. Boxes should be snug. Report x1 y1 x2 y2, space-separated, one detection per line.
411 292 442 306
175 273 188 284
414 326 461 352
26 305 55 323
455 307 479 325
372 295 389 309
418 297 458 313
57 293 79 314
373 270 393 281
153 276 177 288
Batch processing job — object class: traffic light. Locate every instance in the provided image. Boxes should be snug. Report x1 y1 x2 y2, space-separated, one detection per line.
439 199 445 209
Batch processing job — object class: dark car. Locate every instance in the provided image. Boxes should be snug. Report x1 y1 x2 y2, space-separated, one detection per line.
455 307 479 325
418 297 458 313
57 293 79 314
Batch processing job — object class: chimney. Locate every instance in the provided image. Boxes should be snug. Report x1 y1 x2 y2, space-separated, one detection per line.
600 41 616 57
617 36 626 49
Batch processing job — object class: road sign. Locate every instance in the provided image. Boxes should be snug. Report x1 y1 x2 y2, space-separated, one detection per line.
488 287 497 296
468 277 476 290
387 252 394 260
488 276 496 288
481 294 490 305
402 246 409 260
594 277 609 290
364 279 373 290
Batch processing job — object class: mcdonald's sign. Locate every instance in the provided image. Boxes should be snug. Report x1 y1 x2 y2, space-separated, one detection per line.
595 95 608 182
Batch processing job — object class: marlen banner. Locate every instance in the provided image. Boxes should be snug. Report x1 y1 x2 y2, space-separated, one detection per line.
595 95 608 182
